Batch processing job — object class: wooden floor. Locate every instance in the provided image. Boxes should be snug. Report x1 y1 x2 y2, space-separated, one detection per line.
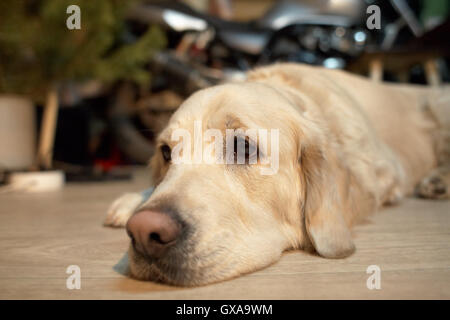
0 168 449 299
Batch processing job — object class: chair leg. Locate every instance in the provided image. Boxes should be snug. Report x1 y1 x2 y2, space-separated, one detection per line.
369 58 383 82
36 87 59 170
424 59 441 87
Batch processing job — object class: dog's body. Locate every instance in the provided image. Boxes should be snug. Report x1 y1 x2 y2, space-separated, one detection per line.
105 63 450 286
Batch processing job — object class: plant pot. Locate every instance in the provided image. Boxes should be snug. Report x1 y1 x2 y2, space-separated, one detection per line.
7 170 65 192
0 95 36 171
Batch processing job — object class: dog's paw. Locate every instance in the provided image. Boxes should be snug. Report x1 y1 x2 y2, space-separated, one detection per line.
416 175 448 200
104 193 144 228
384 185 404 205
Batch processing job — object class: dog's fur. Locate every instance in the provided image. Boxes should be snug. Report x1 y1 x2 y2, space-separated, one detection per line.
105 63 450 286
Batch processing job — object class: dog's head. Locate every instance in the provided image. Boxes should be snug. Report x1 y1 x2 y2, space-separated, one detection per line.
126 82 355 286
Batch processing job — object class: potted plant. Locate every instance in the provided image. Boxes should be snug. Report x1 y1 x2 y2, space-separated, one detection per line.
0 0 165 191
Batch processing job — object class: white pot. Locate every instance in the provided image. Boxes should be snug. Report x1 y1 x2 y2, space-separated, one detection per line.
7 170 65 192
0 95 36 170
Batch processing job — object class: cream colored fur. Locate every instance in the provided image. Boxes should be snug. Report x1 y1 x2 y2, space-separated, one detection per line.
105 63 450 286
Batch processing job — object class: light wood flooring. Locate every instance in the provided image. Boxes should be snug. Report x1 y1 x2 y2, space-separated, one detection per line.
0 168 449 299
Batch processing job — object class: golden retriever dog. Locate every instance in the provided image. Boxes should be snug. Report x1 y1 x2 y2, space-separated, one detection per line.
105 63 450 286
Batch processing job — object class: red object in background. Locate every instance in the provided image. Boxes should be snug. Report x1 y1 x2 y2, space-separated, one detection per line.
94 146 123 172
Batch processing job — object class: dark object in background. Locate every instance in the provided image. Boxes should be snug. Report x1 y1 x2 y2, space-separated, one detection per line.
38 97 134 182
348 19 450 83
129 0 428 90
52 106 91 166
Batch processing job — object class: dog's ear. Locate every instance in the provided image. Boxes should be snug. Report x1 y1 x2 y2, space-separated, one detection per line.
299 141 355 258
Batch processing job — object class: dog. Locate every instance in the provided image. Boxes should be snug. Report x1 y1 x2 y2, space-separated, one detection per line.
104 63 450 286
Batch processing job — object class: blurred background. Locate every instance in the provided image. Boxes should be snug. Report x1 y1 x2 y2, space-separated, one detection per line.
0 0 449 185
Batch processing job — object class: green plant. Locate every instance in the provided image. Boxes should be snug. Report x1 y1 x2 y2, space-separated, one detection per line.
0 0 166 101
0 0 166 170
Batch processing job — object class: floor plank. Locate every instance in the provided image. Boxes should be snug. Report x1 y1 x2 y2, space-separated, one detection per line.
0 168 449 299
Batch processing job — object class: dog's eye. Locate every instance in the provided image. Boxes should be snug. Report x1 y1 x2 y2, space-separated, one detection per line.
161 144 171 162
234 137 257 164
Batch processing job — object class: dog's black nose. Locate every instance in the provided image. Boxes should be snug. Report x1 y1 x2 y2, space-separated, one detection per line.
126 210 181 259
